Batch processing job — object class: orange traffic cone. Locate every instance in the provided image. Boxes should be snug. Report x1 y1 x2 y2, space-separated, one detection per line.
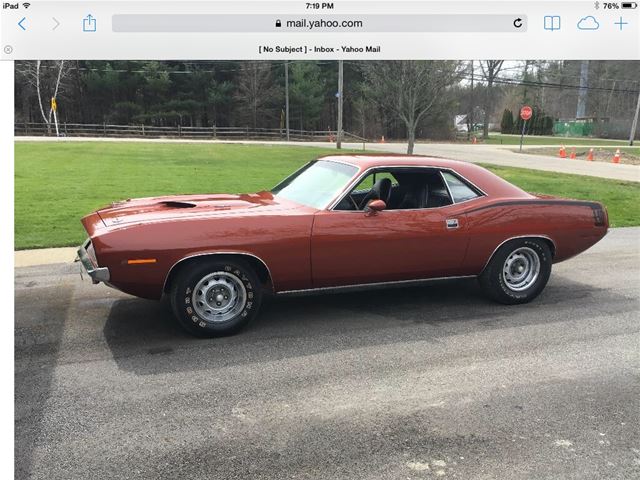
570 147 576 160
472 136 477 144
559 145 567 158
587 148 594 161
612 149 621 164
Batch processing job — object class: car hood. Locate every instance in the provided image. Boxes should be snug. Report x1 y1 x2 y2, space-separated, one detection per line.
96 191 300 227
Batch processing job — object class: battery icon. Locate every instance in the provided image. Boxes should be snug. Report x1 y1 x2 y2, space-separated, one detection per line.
622 2 637 8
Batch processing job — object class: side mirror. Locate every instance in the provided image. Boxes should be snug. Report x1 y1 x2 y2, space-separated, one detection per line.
364 199 386 216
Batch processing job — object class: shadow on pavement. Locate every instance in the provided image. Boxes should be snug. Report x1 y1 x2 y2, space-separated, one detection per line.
15 284 74 479
102 275 626 376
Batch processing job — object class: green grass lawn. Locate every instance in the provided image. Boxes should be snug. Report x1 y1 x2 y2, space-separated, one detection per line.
486 134 633 147
14 141 640 249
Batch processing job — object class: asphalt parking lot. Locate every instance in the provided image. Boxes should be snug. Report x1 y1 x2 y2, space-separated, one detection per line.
15 228 640 480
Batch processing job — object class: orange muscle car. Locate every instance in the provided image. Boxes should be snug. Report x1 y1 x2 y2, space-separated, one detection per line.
78 155 608 337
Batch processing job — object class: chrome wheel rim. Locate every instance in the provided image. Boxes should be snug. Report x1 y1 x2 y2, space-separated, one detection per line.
502 247 540 292
192 271 247 323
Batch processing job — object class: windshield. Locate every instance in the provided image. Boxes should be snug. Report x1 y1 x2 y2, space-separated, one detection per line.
272 160 358 209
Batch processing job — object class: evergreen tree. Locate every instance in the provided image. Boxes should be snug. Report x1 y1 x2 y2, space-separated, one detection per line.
500 109 514 134
290 62 326 130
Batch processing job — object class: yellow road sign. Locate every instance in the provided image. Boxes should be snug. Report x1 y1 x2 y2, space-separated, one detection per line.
51 97 57 112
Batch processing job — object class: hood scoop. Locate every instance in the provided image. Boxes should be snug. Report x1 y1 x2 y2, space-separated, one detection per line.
161 200 197 209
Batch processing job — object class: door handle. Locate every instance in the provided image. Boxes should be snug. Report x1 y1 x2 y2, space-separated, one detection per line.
446 218 459 229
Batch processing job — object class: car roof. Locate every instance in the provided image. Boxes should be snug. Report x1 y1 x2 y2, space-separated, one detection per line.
317 154 531 199
319 153 470 171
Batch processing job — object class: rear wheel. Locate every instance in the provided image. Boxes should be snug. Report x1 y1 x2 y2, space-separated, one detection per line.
170 259 262 337
479 238 552 305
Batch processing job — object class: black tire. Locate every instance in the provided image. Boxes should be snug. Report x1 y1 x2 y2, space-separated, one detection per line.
479 238 552 305
170 258 262 337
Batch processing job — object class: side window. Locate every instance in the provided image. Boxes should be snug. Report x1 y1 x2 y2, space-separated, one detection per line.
441 171 481 203
392 170 453 210
334 170 398 210
375 172 398 186
352 171 397 193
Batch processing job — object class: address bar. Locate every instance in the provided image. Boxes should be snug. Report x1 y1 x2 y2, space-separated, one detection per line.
112 14 528 33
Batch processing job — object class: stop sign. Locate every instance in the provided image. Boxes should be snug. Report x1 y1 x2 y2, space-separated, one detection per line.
520 105 533 121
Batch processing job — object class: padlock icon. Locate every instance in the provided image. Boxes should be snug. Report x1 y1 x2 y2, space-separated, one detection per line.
275 19 282 28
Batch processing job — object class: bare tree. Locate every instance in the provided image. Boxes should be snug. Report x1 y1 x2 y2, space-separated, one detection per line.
234 61 278 129
466 60 475 139
352 96 368 139
479 60 505 139
361 61 461 154
16 60 71 134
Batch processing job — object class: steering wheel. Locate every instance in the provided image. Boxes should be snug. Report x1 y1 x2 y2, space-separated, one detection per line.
347 194 359 210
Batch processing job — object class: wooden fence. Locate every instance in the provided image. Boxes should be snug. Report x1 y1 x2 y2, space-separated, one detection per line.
15 122 368 144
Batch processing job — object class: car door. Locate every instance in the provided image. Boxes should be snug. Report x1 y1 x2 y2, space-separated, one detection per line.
310 200 472 289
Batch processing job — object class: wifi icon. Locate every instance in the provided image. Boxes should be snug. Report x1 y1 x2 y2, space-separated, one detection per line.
23 2 31 8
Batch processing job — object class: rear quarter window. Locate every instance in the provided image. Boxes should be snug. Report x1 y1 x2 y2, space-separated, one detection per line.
441 171 481 203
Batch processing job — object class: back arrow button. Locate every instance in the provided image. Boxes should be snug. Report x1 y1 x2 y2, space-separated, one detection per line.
53 17 60 30
18 17 27 31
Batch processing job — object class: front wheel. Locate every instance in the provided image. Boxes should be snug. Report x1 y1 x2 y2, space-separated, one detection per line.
170 259 262 337
479 238 552 305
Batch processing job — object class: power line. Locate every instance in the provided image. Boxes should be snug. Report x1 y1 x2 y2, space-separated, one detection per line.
18 60 640 92
457 73 640 95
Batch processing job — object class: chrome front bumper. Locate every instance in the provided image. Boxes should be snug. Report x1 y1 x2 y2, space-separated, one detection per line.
77 239 110 284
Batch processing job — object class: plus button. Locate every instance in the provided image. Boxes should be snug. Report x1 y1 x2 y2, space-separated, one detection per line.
614 17 629 31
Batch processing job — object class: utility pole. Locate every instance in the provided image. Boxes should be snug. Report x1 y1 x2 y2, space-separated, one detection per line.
284 61 290 141
630 90 640 146
576 60 589 119
521 60 531 105
469 60 474 139
337 60 343 149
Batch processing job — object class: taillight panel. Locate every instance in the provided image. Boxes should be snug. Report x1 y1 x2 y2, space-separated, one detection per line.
592 206 606 227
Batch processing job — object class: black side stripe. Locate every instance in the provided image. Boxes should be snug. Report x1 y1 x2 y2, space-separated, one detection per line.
461 199 602 215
